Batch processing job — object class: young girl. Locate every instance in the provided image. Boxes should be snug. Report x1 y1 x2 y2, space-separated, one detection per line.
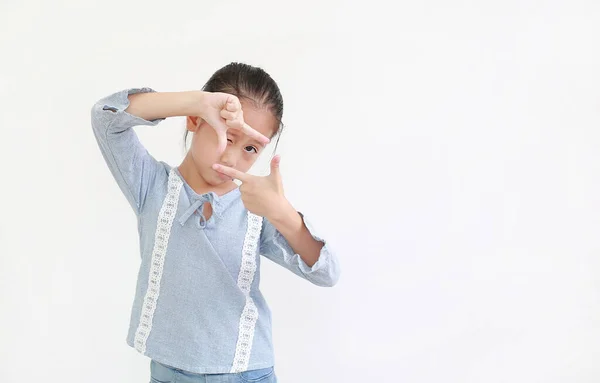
91 62 340 383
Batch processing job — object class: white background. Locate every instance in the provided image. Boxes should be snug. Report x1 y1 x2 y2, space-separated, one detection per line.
1 1 599 382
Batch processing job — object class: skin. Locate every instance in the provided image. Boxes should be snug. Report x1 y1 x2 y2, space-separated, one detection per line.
125 90 323 267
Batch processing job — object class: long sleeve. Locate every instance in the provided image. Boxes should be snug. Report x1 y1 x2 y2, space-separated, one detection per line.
91 88 164 215
259 214 341 287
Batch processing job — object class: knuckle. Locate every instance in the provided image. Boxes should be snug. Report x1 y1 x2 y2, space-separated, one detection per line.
226 120 239 128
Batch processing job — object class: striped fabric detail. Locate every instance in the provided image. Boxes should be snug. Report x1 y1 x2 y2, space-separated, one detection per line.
230 212 263 372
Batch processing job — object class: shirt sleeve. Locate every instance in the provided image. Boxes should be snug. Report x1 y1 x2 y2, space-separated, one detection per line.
90 88 164 215
259 213 341 287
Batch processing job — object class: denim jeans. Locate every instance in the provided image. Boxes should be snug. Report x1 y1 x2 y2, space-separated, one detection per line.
150 360 278 383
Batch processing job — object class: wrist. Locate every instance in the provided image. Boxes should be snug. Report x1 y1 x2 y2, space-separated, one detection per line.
268 198 299 226
193 90 210 118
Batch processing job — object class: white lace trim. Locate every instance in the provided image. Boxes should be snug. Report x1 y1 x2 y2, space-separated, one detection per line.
134 171 183 354
230 212 263 373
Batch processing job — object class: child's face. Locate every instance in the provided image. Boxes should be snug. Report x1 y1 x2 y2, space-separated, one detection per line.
188 100 278 186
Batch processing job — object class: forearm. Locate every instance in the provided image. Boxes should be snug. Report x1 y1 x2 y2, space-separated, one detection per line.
269 202 324 268
125 91 205 121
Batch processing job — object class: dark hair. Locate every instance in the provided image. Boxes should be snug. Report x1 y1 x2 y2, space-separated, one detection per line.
185 62 284 152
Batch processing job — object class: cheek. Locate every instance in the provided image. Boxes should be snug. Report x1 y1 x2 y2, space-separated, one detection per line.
191 132 219 164
194 125 217 145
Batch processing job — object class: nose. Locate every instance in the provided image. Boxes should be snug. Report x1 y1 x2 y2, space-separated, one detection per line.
219 147 239 168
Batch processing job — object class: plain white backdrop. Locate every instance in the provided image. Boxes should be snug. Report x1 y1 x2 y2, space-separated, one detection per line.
1 0 599 382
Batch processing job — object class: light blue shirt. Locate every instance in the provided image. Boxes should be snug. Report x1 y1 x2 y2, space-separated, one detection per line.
91 88 341 374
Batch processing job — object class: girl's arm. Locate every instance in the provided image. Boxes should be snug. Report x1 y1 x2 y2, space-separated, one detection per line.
260 213 341 287
124 91 204 121
212 156 341 287
126 90 269 153
92 88 268 215
91 88 168 215
268 201 323 268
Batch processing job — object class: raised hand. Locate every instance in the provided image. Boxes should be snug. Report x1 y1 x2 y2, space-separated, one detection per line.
199 92 270 153
212 155 289 219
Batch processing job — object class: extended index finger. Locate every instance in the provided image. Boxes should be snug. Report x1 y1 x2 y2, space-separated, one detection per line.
212 164 251 182
240 122 270 145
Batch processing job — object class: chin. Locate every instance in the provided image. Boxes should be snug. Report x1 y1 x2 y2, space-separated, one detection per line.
203 175 222 186
210 178 227 187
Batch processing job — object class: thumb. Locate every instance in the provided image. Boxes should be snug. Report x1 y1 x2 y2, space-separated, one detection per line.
216 129 227 155
269 155 281 178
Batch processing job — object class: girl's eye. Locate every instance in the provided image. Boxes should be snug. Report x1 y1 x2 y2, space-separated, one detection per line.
244 145 258 154
227 139 233 143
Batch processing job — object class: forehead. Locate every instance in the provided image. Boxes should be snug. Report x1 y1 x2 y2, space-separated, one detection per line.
240 99 278 139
